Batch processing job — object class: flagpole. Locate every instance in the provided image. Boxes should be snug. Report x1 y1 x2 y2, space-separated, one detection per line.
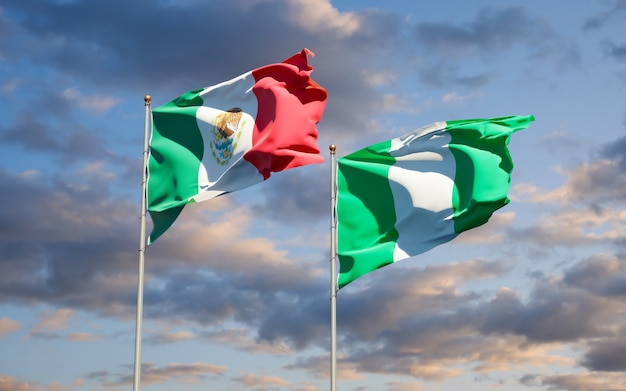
329 144 338 391
133 94 151 391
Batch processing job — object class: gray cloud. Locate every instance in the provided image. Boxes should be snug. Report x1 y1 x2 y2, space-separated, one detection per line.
85 362 227 387
278 256 626 381
564 254 626 297
0 171 139 314
413 6 536 54
532 372 626 391
583 0 626 31
602 135 626 169
252 165 329 225
582 339 626 371
0 114 112 165
410 6 581 88
604 42 626 62
479 281 608 342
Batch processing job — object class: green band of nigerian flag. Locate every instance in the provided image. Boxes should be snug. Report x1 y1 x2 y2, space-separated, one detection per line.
147 49 327 244
336 115 534 289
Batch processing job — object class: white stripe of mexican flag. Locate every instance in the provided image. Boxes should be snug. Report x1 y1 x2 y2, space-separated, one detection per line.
336 115 535 289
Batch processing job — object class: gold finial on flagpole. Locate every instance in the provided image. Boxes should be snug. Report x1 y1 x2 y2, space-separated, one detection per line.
329 144 336 155
144 95 151 105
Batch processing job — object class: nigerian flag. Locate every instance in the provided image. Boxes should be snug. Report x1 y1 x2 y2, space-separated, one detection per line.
336 115 534 289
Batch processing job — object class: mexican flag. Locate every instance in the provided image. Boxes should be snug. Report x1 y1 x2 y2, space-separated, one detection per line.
336 115 535 288
147 49 327 244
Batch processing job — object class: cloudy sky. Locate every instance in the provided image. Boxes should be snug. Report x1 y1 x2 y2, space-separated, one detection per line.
1 0 626 390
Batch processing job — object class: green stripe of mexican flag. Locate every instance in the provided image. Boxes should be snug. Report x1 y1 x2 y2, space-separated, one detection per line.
336 115 535 289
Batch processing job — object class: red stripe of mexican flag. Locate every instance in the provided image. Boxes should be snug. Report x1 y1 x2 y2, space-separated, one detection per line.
147 49 327 244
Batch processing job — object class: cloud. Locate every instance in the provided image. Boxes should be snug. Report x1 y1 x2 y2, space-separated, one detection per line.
0 317 21 335
537 128 581 155
583 0 626 30
284 255 626 382
0 376 44 391
286 0 360 37
284 353 364 381
410 6 580 88
0 168 144 315
66 332 103 342
441 91 476 104
413 7 530 53
514 134 626 206
0 103 113 164
336 260 505 340
92 362 227 387
412 6 539 54
515 206 626 246
201 328 293 355
382 93 413 113
0 376 70 391
33 308 74 333
582 339 626 371
146 329 196 344
0 79 19 93
603 42 626 63
250 165 329 226
564 253 626 297
478 284 608 343
365 70 398 87
533 372 626 391
235 373 289 388
550 159 626 203
601 135 626 169
386 381 426 391
61 87 119 114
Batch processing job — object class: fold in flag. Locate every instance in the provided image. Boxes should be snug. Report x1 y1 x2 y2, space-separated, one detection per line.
336 115 535 289
147 49 327 244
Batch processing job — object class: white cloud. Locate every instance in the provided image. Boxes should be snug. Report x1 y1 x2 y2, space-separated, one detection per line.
140 363 227 385
0 317 21 336
0 79 19 93
0 376 44 391
208 328 293 355
78 161 115 181
365 70 398 86
33 308 74 332
526 207 626 245
539 372 626 391
61 88 119 115
382 93 410 112
514 158 626 204
441 91 476 103
66 332 103 342
236 373 289 387
287 0 360 36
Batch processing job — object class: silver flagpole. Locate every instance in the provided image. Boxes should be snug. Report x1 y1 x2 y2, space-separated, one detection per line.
133 95 151 391
329 144 338 391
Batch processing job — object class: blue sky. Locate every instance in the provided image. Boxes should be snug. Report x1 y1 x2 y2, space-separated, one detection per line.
1 1 625 390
